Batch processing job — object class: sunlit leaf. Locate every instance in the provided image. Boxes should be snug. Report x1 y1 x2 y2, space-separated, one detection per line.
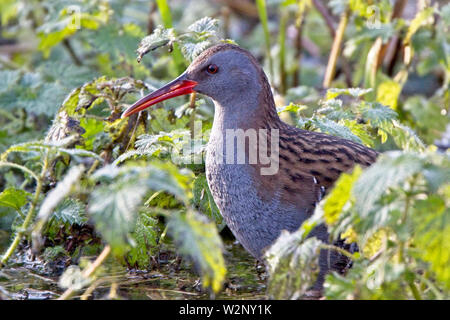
376 80 401 110
413 196 450 288
0 187 31 211
168 210 226 293
323 166 362 226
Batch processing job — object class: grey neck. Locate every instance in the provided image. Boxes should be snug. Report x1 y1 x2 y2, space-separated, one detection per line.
211 99 259 131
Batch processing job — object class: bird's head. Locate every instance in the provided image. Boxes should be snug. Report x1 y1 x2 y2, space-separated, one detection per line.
122 43 267 118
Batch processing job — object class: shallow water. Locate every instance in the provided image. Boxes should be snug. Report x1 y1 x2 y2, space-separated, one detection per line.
0 234 268 300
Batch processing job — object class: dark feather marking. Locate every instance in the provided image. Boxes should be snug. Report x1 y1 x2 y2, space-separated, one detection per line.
310 170 322 177
279 153 291 162
300 158 317 164
338 147 355 161
329 167 342 174
311 149 336 156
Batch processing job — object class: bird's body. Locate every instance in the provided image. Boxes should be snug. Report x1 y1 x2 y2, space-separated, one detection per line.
206 119 377 259
123 43 378 287
195 44 378 259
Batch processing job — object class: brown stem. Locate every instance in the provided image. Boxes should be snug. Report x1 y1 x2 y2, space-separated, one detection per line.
293 5 307 87
312 0 336 37
62 39 82 66
58 245 112 300
221 6 231 39
377 0 409 70
278 9 288 94
147 1 157 35
313 0 352 87
323 8 350 88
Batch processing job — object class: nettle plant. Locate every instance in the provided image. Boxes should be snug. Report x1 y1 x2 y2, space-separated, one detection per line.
0 0 449 300
268 89 449 299
0 16 228 297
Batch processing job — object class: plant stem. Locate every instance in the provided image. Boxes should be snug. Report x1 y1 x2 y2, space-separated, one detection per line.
397 177 423 300
0 161 39 182
147 0 157 35
376 0 409 71
86 159 101 176
365 37 383 91
323 8 350 88
58 245 112 300
319 243 355 260
62 39 82 66
0 152 49 267
278 9 288 94
255 0 274 80
408 280 422 300
293 2 307 87
80 279 103 300
312 0 336 37
416 273 443 300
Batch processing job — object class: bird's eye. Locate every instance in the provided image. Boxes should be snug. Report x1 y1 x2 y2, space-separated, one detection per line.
207 64 219 74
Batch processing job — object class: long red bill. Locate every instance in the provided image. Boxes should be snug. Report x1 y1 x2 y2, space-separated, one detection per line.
121 76 198 118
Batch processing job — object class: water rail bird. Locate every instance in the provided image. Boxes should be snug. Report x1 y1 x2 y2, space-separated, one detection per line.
122 43 378 289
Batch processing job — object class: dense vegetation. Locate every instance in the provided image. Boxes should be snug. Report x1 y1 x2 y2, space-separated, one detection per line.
0 0 448 300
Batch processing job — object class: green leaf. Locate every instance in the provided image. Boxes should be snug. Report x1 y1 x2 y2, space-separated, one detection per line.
376 80 401 110
136 25 174 62
359 102 398 127
187 17 219 34
192 174 224 229
52 198 87 226
277 103 307 115
168 210 226 293
326 88 373 100
309 118 363 144
404 7 435 45
323 166 362 226
0 187 31 211
89 171 148 253
181 41 213 61
403 96 448 144
89 163 194 252
413 196 450 288
38 4 109 57
127 211 160 268
80 118 106 151
32 165 86 251
0 0 17 25
2 137 103 162
266 230 322 299
378 121 425 151
353 152 424 220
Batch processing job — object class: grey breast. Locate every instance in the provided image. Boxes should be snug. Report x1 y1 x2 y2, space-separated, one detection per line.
205 137 308 259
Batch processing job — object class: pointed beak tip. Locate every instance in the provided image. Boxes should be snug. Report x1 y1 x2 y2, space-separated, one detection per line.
121 78 198 118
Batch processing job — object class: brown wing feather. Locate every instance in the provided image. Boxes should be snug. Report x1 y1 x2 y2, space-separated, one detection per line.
251 124 378 215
